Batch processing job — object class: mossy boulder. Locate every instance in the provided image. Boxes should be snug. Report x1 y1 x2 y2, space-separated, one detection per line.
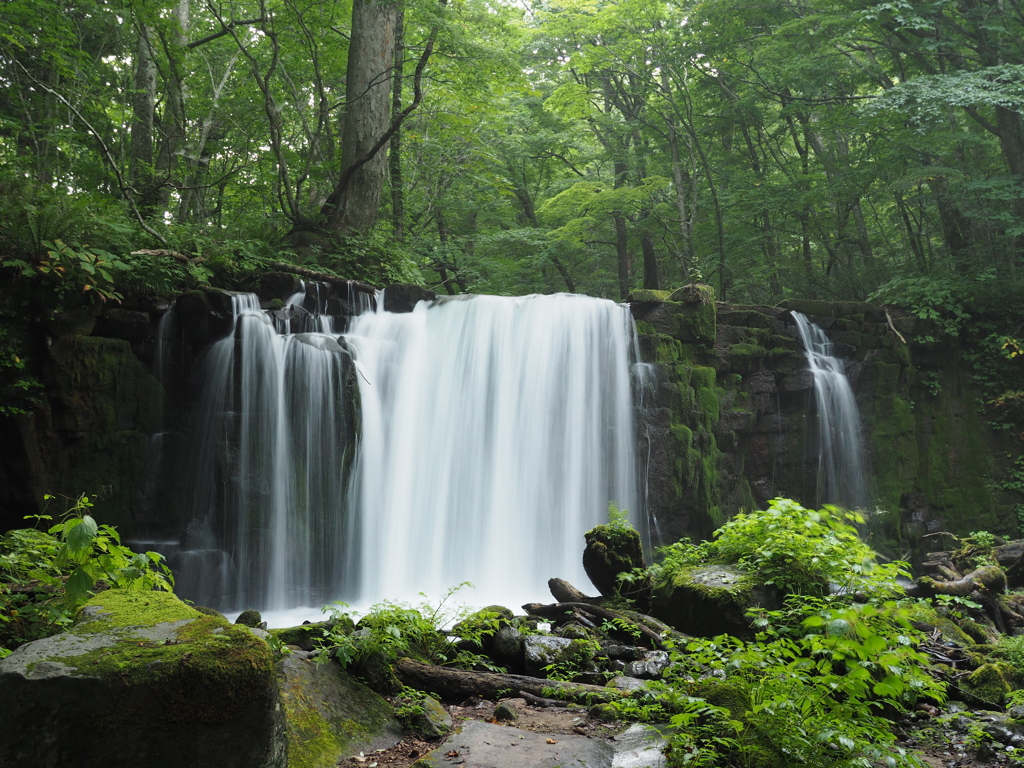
582 523 650 604
650 564 782 638
0 590 285 768
277 655 403 768
960 661 1024 708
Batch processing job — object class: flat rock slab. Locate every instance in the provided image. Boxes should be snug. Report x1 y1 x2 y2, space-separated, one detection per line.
413 720 665 768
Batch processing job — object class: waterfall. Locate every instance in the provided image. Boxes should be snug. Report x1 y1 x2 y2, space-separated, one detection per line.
171 291 641 615
175 294 355 612
791 312 868 510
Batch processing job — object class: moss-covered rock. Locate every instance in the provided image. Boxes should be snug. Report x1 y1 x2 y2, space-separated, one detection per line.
277 655 402 768
0 590 285 768
649 564 781 638
960 661 1024 708
583 523 650 604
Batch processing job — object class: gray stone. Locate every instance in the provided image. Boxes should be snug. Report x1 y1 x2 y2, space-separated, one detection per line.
407 696 454 740
383 284 435 313
623 650 670 680
278 655 403 765
493 701 518 721
487 624 523 669
0 591 285 768
650 564 782 638
523 635 573 677
411 720 665 768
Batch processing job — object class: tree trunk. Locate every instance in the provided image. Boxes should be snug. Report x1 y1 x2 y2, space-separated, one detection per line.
389 8 405 242
129 24 158 214
322 0 399 236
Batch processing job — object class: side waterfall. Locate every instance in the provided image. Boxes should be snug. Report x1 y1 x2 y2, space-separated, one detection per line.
791 312 869 510
173 292 641 614
175 294 355 611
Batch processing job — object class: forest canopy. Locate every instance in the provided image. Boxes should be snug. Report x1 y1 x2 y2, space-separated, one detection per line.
1 0 1022 304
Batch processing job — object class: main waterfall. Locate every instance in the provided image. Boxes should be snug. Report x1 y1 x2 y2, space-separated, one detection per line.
171 292 641 616
345 293 640 610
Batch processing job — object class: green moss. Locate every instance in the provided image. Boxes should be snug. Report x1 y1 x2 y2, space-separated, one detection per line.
690 680 750 717
628 289 673 303
903 604 975 648
283 684 338 768
961 662 1023 707
77 590 202 631
277 658 400 768
652 564 770 638
55 591 275 728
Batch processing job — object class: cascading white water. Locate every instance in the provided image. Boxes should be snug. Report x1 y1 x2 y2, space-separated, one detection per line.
343 293 641 610
791 312 869 510
171 290 641 616
177 294 354 611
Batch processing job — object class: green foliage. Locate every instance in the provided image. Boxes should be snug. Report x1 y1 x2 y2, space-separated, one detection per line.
6 239 128 305
314 231 424 288
0 493 174 656
542 637 602 682
42 493 174 607
653 597 942 767
0 311 42 416
706 498 907 597
869 275 970 340
315 583 503 672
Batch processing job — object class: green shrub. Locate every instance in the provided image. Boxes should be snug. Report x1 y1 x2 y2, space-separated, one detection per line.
316 583 503 672
704 498 906 597
0 493 174 657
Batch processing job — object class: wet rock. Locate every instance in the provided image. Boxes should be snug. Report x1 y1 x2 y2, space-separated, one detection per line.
523 635 574 677
278 655 403 766
486 625 524 671
0 591 285 768
96 308 151 343
623 650 670 680
582 523 650 605
493 701 518 722
383 284 435 313
406 695 453 740
650 564 782 638
235 608 263 628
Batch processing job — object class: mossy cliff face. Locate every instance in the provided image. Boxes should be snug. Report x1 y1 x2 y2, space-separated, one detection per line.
632 286 722 543
632 292 1017 556
0 590 286 768
9 335 164 531
0 275 368 542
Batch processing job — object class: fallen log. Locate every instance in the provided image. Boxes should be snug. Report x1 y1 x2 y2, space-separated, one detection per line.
269 262 377 294
905 565 1007 599
394 658 619 704
548 578 602 605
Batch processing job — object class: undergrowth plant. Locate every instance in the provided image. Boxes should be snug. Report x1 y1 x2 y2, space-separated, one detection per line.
315 583 504 672
646 498 908 598
0 493 174 657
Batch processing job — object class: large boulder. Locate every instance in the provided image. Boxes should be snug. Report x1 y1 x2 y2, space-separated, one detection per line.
650 564 782 638
0 590 285 768
277 654 403 768
582 523 652 606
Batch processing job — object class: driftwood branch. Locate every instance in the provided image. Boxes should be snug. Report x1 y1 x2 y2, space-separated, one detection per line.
523 602 669 649
905 565 1007 598
884 308 906 344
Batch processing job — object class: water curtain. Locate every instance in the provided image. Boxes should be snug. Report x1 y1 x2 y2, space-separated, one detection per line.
791 312 868 510
175 292 641 613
